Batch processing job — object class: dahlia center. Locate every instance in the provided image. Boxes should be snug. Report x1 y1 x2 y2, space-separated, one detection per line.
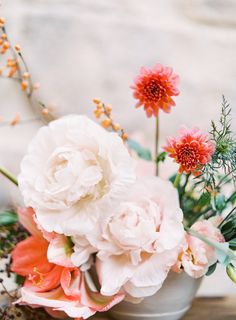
178 145 199 168
144 79 165 101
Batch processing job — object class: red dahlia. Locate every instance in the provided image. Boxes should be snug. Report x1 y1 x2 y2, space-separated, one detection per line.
131 64 180 117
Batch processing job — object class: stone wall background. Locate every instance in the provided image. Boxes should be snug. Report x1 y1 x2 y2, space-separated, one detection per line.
0 0 235 295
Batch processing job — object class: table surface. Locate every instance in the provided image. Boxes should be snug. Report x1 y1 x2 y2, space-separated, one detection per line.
1 296 235 319
93 297 236 320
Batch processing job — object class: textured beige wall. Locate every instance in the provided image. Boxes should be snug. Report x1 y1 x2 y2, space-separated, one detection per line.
0 0 235 295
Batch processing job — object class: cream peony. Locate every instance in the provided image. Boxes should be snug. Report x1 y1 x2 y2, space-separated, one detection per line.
18 115 136 236
94 177 185 298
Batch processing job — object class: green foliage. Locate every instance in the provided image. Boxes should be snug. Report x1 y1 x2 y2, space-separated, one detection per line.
0 218 28 258
206 263 217 276
214 194 227 212
156 151 167 163
219 208 236 242
15 274 25 286
127 139 152 161
0 211 18 226
229 238 236 250
226 263 236 284
199 96 236 191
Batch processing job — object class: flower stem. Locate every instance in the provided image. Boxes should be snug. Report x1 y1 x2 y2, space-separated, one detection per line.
173 173 181 188
0 167 18 186
155 116 159 176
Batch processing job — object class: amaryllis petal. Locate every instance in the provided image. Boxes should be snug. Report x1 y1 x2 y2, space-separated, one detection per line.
47 235 74 268
60 268 81 299
11 236 52 276
19 287 96 319
80 273 125 312
17 207 42 238
24 265 63 293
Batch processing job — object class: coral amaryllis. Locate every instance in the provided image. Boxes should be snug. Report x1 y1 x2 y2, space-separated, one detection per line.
164 127 215 176
11 208 124 319
131 64 180 117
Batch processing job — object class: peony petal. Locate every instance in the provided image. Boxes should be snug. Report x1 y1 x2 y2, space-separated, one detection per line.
97 256 135 296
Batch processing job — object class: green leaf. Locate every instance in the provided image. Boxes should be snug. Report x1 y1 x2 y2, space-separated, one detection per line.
169 174 177 184
226 263 236 284
227 192 236 204
215 194 227 212
127 139 152 161
206 263 217 276
156 152 167 163
197 192 211 208
0 211 18 226
229 238 236 250
15 274 25 286
221 220 236 234
215 243 233 266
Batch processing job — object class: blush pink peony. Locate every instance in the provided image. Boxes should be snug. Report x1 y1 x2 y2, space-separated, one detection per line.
91 177 185 298
173 219 225 278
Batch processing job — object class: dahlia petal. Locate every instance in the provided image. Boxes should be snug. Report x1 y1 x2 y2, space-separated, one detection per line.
131 63 180 117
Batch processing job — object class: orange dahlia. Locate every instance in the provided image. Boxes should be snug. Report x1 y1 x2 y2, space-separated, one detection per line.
164 127 215 176
131 64 180 117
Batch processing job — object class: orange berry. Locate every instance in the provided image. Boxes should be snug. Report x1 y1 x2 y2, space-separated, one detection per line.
3 41 10 50
94 109 103 119
7 59 16 67
42 108 49 115
14 44 21 52
1 33 7 40
8 68 17 77
23 72 30 79
122 133 129 140
10 113 20 126
105 105 112 114
101 119 112 128
93 98 101 105
113 123 121 131
0 17 5 27
21 80 28 91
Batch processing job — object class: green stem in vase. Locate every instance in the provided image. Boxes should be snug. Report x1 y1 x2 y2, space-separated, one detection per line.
155 116 160 176
0 167 18 186
173 173 181 189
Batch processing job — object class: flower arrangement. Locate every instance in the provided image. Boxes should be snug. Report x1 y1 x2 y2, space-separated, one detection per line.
0 16 236 320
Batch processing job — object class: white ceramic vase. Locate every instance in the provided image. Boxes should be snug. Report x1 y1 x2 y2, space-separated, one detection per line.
109 272 202 320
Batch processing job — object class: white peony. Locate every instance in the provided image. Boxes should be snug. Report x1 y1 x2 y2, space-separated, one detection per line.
94 177 184 298
18 115 136 236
